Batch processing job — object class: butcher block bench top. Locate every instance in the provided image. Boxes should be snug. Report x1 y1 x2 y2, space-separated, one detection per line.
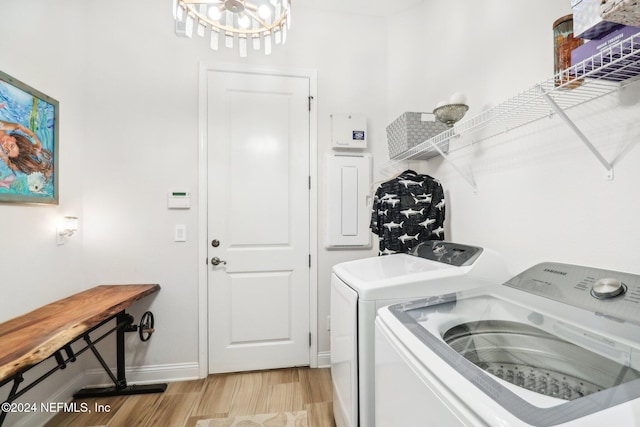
0 284 160 383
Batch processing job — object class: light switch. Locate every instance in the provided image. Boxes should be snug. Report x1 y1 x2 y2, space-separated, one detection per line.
175 224 187 242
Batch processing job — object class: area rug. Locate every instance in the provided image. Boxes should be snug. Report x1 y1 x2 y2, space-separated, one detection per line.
195 411 308 427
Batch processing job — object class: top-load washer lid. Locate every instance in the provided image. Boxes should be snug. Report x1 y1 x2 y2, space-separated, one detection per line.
332 241 508 300
385 262 640 426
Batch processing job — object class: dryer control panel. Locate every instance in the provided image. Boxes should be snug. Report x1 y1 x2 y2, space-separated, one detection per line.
504 262 640 324
411 241 483 267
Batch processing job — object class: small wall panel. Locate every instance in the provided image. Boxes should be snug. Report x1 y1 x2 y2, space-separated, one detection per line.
325 153 372 248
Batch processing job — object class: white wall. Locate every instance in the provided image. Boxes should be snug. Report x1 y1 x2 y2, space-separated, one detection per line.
0 1 87 317
387 0 640 275
1 1 386 423
0 2 89 425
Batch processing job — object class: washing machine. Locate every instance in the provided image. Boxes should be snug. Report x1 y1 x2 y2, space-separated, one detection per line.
375 262 640 426
330 241 510 427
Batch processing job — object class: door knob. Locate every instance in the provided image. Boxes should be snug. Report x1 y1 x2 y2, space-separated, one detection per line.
211 257 227 266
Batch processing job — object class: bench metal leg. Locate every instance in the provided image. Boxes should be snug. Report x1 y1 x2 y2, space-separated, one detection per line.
73 311 167 398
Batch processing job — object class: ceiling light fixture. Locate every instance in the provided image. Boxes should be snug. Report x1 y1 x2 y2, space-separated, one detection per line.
173 0 292 57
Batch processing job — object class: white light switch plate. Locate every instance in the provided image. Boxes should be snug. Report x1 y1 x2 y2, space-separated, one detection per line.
175 224 187 242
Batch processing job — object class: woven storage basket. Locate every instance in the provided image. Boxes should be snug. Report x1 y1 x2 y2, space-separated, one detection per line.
601 0 640 27
386 112 449 160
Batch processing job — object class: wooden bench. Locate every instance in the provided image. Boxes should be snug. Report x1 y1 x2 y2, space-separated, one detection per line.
0 284 166 425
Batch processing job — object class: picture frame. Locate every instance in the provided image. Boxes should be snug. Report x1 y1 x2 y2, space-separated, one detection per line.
0 70 59 204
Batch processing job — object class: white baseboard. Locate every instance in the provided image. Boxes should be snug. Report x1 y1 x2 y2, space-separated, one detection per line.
317 351 331 369
82 358 326 390
83 362 201 388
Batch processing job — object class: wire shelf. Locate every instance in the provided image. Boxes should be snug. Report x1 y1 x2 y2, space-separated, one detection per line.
390 32 640 162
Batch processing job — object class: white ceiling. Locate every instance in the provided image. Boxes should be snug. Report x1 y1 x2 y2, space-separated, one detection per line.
296 0 424 17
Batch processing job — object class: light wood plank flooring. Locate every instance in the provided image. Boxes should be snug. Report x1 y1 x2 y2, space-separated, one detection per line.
45 367 335 427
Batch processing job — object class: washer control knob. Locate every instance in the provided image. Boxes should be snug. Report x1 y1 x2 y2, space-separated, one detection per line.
591 278 626 299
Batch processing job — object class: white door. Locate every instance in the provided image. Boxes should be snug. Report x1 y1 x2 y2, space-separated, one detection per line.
207 70 311 374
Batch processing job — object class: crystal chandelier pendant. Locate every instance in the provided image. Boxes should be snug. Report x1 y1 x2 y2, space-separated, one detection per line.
210 29 220 50
197 21 206 37
175 1 184 21
252 19 261 50
185 13 195 38
264 32 272 55
239 35 248 57
174 0 292 57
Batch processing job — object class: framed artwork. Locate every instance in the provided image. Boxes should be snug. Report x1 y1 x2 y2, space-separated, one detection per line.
0 70 59 204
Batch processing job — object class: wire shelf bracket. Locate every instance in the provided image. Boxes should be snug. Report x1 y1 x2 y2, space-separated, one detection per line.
427 139 478 193
538 85 614 180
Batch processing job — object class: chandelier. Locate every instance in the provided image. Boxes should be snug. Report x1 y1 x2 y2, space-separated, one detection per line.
173 0 292 57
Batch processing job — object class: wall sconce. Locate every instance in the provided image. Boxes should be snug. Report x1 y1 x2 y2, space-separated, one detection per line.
57 216 78 245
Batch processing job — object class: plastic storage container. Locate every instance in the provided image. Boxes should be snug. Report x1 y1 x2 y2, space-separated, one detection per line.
553 14 584 88
601 0 640 28
571 0 621 39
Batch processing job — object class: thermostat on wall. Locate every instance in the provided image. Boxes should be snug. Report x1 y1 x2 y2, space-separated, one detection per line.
331 113 367 149
168 191 191 209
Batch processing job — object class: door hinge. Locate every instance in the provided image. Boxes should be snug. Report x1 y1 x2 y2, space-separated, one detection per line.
309 332 312 347
309 254 311 268
308 176 311 189
308 95 314 111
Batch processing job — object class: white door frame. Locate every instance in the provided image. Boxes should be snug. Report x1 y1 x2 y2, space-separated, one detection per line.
197 62 318 377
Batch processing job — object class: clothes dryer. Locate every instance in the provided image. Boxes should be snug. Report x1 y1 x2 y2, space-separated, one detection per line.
330 241 509 427
376 262 640 426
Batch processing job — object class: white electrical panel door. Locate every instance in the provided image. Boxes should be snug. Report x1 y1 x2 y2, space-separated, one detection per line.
326 153 372 248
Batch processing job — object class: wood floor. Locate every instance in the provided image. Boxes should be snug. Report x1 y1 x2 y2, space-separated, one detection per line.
45 367 335 427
